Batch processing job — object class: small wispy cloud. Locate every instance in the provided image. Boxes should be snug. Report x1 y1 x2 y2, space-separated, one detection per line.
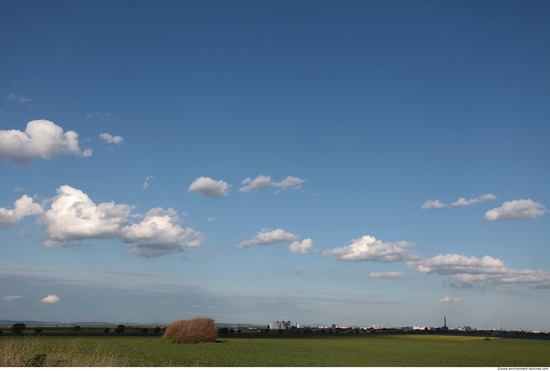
238 228 298 248
40 294 60 303
440 296 462 303
86 112 111 121
451 194 496 207
99 133 124 145
368 271 403 279
7 92 32 103
2 295 23 301
423 193 497 210
206 217 217 222
143 176 155 190
421 200 447 209
239 175 305 193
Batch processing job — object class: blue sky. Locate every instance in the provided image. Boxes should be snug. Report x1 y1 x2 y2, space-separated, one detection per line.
1 0 549 330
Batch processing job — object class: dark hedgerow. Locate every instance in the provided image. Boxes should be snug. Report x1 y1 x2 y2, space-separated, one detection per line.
162 317 217 344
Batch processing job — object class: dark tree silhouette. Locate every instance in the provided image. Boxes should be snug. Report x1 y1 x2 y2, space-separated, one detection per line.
11 323 26 334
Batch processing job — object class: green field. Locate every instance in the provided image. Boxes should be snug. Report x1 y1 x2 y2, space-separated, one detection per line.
2 334 549 367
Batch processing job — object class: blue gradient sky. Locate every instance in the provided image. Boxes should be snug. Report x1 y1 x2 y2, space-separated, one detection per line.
1 0 549 330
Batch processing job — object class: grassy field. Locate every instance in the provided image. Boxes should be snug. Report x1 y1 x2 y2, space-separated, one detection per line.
1 334 549 367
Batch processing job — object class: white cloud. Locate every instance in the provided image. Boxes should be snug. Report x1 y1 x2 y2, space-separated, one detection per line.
143 176 155 190
40 294 59 303
86 112 110 121
239 175 305 193
288 238 314 254
121 208 204 257
7 92 32 103
323 235 420 262
421 200 447 209
237 228 298 248
368 271 403 279
293 267 307 274
206 217 217 222
414 254 509 275
273 176 305 189
0 195 43 228
2 295 23 301
410 253 550 289
0 120 92 165
440 296 462 303
40 185 133 242
39 185 204 257
188 177 229 198
99 133 124 145
451 193 496 207
484 199 546 221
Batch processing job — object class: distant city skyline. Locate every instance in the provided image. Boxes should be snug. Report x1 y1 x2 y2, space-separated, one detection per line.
1 0 549 331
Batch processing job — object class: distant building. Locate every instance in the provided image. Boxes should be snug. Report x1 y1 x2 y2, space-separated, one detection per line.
269 321 291 330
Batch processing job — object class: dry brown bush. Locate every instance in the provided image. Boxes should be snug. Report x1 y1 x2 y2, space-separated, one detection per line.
163 317 218 344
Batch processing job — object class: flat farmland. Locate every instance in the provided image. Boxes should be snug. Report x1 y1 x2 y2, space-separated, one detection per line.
1 334 549 367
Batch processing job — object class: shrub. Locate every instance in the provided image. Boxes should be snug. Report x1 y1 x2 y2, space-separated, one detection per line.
162 317 217 344
11 323 26 335
115 325 126 334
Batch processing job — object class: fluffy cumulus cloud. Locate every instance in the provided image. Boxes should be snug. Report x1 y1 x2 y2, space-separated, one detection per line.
323 235 420 262
188 177 229 198
237 228 298 248
40 294 59 303
288 238 314 254
121 208 204 257
40 185 133 242
39 185 204 256
368 271 403 279
484 199 546 221
410 253 550 289
451 193 496 207
239 175 305 193
440 296 462 303
0 195 43 228
99 133 124 145
0 120 92 165
421 200 447 209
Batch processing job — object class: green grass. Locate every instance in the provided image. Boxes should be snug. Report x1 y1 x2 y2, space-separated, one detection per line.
2 334 549 367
